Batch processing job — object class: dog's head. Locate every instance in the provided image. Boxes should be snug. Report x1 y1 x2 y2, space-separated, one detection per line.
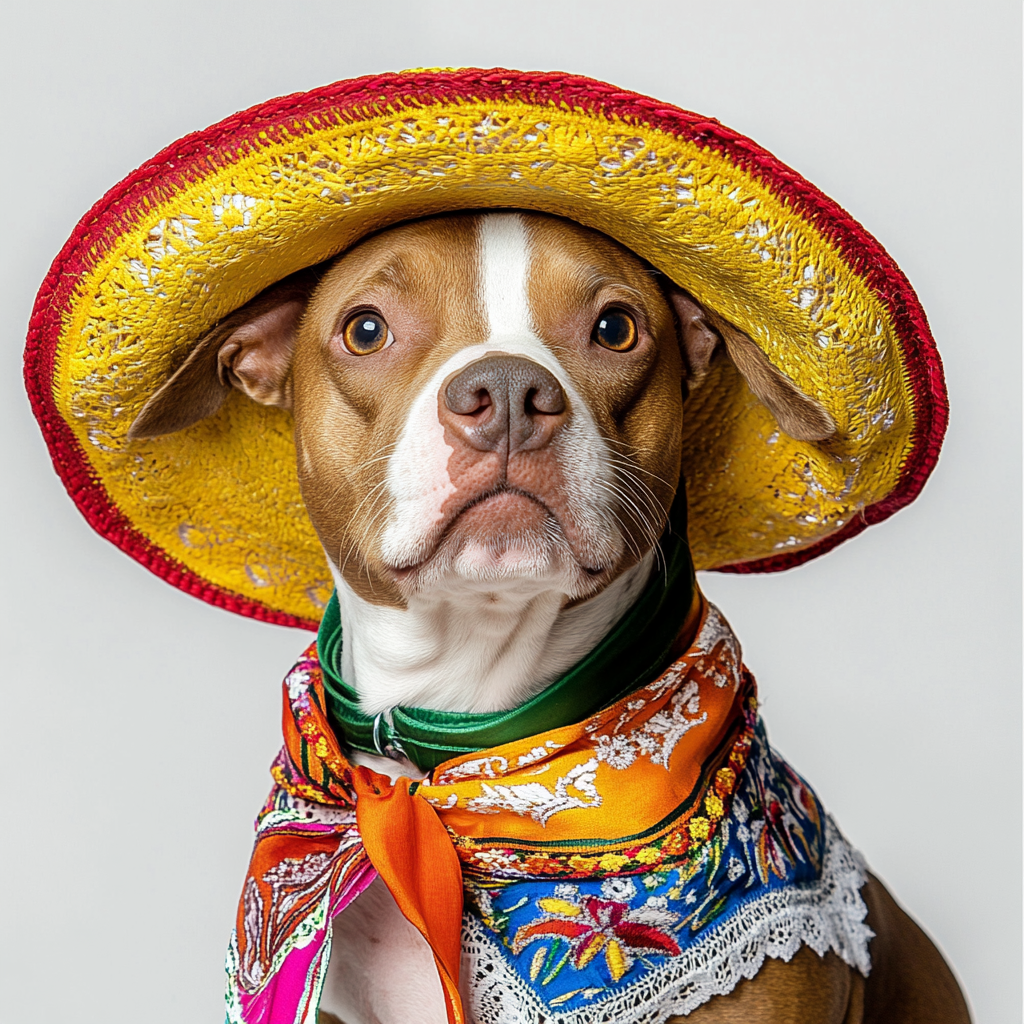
131 211 833 610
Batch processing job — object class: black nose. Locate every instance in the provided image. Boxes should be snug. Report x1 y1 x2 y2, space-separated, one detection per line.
442 355 567 453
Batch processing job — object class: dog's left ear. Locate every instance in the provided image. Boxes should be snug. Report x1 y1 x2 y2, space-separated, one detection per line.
127 269 318 440
669 288 836 442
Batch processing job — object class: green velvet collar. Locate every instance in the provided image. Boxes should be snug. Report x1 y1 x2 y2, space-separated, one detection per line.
318 531 696 774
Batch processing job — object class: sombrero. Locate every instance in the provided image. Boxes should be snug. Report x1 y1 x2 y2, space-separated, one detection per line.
24 68 947 630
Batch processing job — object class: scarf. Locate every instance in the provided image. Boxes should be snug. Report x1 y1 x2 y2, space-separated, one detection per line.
224 603 871 1024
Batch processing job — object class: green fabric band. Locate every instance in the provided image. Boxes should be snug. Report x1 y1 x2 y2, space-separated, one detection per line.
318 524 696 774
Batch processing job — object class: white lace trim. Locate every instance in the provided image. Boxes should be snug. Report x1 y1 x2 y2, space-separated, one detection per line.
461 817 872 1024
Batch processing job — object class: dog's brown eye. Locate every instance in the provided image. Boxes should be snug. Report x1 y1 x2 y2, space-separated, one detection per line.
342 312 392 355
592 309 638 352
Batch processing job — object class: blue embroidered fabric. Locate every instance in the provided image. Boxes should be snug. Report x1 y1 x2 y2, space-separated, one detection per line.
462 721 846 1018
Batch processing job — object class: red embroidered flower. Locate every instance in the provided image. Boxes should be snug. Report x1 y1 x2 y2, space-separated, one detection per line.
512 892 680 983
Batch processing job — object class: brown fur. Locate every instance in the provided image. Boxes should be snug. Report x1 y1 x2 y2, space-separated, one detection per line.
525 215 686 560
293 217 486 605
129 212 831 610
702 309 836 442
127 268 320 438
132 214 697 606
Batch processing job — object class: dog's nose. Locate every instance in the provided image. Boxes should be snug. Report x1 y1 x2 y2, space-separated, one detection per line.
442 355 567 453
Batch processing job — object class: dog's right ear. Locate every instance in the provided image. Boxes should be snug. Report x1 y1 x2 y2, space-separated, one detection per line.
127 269 318 440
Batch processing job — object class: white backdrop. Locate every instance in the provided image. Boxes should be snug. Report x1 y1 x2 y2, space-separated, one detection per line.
1 2 1019 1021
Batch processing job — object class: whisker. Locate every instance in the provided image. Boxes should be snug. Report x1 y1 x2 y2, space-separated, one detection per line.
347 443 401 475
592 480 651 565
591 459 674 576
612 468 667 520
606 464 668 526
338 480 393 579
603 454 678 492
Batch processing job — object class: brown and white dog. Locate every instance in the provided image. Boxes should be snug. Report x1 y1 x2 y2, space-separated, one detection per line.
132 211 969 1023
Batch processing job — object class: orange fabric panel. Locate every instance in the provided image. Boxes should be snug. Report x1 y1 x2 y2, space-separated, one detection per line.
351 767 466 1024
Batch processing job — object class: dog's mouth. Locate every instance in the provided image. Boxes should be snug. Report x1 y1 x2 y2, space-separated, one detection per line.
454 485 544 521
388 485 607 584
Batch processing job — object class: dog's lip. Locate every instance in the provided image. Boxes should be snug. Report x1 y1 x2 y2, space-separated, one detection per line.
386 486 607 577
456 485 545 519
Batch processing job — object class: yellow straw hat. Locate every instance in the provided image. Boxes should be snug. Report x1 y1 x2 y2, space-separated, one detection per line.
25 68 947 629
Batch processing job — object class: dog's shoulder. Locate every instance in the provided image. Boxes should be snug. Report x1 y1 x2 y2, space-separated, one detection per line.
858 875 970 1024
675 874 970 1024
674 945 862 1024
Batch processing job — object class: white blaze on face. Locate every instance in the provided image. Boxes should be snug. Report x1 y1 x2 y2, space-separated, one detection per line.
481 212 533 342
378 213 620 582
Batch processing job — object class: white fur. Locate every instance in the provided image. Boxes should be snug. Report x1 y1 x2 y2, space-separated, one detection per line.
320 876 447 1023
348 213 635 717
481 210 533 340
330 552 652 717
320 214 653 1024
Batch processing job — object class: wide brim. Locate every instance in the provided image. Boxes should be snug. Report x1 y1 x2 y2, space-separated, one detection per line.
25 68 947 629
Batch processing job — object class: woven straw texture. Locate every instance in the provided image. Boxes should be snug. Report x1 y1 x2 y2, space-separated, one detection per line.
24 69 946 628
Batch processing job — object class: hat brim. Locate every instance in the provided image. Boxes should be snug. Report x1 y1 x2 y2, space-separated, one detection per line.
25 68 947 628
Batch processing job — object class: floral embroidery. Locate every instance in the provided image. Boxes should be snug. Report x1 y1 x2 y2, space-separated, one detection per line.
453 708 755 880
460 719 833 1015
466 758 602 825
512 880 682 984
592 679 706 769
436 755 511 784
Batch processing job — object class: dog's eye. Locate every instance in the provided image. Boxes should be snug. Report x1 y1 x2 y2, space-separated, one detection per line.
341 312 393 355
592 309 638 352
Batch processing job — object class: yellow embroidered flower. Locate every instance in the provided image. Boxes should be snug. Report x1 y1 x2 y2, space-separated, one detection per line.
568 855 599 872
715 766 736 795
689 816 711 841
536 897 581 916
705 792 724 818
660 831 688 855
598 853 629 872
576 933 606 968
635 846 660 865
524 856 552 874
677 860 701 886
605 938 627 981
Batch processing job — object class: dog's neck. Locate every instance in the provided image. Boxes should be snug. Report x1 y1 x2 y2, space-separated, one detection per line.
329 554 654 724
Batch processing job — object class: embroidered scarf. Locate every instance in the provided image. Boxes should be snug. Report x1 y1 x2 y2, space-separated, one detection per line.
224 603 871 1024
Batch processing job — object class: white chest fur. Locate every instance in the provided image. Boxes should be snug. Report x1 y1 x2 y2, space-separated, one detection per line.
330 552 652 717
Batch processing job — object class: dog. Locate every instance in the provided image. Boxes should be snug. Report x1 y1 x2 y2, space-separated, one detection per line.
130 210 969 1023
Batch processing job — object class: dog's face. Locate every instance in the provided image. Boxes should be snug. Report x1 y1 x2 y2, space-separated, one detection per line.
293 212 684 607
131 211 832 611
